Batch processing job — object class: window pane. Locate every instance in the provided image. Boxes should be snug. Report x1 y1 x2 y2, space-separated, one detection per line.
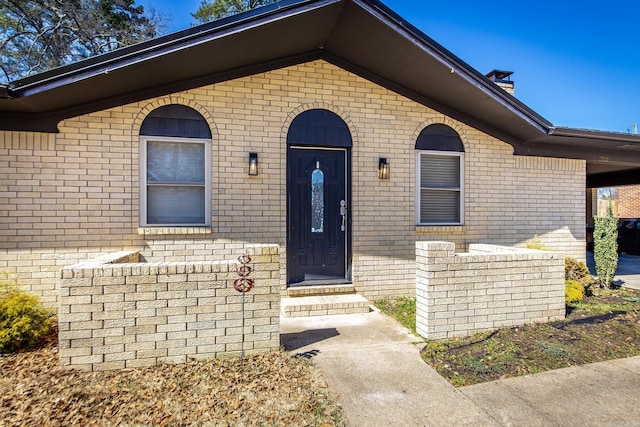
147 186 205 224
147 141 205 183
311 169 324 233
420 155 459 189
420 189 460 223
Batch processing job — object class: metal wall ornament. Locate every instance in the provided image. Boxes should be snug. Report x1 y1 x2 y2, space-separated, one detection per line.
235 253 255 366
234 254 254 293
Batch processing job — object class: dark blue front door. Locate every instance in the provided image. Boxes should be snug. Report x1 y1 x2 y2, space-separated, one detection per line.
287 147 348 285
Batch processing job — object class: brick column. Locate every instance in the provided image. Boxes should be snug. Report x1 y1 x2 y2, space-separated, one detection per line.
415 241 455 340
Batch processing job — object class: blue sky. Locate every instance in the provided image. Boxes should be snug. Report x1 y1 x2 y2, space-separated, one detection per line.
137 0 640 133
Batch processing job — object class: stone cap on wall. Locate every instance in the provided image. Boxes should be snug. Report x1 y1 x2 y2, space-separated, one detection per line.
60 245 279 279
417 241 563 257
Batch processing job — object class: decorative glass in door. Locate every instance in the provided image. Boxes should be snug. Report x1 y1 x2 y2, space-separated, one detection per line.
311 165 324 233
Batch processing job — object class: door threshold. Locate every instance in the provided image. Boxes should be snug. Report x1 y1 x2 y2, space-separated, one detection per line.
288 279 351 287
287 282 356 297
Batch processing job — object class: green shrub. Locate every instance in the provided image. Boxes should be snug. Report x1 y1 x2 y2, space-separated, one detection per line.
593 201 618 288
565 280 585 304
565 257 595 296
0 285 54 353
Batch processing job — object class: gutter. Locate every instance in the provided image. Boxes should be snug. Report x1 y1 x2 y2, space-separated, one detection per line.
551 126 640 143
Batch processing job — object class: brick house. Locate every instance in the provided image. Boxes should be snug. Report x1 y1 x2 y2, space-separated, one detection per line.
618 186 640 218
588 185 640 254
1 0 640 367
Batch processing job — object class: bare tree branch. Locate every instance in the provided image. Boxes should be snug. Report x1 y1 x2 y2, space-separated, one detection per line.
0 0 167 83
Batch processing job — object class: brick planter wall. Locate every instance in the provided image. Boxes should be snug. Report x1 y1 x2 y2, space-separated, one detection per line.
416 241 564 340
59 245 279 371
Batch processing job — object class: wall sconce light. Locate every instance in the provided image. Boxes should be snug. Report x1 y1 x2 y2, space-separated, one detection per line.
378 157 389 180
248 152 258 176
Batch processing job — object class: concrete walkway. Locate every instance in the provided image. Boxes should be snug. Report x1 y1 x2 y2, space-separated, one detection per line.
281 310 640 427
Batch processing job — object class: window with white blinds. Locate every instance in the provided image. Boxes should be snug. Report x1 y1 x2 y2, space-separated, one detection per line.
415 124 465 225
417 151 463 224
141 137 210 225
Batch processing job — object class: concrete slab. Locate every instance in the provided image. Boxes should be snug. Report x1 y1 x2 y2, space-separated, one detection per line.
461 357 640 427
609 356 640 375
613 253 640 290
282 309 640 427
281 310 498 426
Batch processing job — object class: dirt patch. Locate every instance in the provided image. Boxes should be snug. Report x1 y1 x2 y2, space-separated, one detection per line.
420 287 640 387
0 336 344 426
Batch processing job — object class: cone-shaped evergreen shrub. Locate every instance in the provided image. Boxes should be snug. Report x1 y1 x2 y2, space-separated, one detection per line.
593 201 618 289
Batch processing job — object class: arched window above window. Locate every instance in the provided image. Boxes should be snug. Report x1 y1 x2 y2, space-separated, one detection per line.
140 105 212 227
415 124 464 152
141 104 211 139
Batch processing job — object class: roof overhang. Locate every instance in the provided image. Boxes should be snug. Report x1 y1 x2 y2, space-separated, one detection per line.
0 0 550 140
1 0 639 183
510 127 640 186
0 85 15 99
529 128 640 165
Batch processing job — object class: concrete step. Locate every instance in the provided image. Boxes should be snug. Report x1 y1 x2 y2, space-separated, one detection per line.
287 284 356 297
281 294 371 318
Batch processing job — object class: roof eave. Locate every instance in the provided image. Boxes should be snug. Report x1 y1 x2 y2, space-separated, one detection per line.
511 126 640 166
551 126 640 143
0 0 554 142
0 85 15 99
8 0 339 98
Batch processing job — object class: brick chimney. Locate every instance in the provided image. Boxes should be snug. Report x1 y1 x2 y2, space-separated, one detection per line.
485 69 514 96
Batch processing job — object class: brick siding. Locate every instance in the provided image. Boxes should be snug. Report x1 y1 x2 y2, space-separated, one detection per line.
618 185 640 218
0 59 585 307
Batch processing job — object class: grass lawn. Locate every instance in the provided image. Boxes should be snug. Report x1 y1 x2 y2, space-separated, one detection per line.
375 287 640 387
0 334 344 426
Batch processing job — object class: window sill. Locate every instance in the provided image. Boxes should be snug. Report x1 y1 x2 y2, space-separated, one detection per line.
137 226 212 236
416 225 465 234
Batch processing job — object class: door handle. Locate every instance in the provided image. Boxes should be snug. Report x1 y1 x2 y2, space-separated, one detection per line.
340 200 346 232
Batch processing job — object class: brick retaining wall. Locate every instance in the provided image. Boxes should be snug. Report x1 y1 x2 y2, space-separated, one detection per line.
416 241 565 340
59 245 279 371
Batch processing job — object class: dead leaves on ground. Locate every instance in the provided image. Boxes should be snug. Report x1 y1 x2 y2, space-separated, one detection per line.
0 347 344 426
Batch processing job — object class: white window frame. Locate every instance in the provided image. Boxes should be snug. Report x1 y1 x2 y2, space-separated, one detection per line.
415 150 464 226
140 135 212 227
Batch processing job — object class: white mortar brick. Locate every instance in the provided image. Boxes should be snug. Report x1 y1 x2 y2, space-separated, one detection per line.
2 60 584 309
58 246 279 370
416 242 565 340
